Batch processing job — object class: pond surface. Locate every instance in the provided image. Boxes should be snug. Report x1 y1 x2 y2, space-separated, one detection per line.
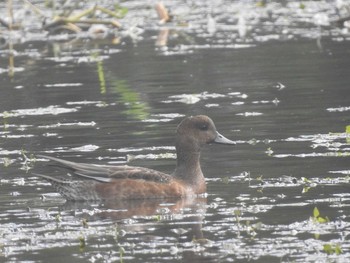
1 0 350 262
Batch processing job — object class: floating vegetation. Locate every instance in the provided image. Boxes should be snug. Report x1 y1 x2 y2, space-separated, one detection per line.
273 131 350 158
162 91 247 104
327 106 350 112
20 149 36 172
312 207 329 224
0 106 79 118
142 113 185 123
323 243 343 255
2 0 349 78
236 112 263 117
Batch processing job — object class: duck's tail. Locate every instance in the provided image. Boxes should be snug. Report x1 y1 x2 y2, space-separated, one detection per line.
33 173 100 201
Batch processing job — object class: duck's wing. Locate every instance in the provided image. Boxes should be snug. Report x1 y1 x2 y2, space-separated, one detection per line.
37 155 173 183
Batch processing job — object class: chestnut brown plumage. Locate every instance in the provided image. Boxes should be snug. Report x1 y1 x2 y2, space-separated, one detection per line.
35 115 235 200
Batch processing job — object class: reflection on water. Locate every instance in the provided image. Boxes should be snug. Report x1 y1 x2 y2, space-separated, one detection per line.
111 79 150 120
1 0 350 262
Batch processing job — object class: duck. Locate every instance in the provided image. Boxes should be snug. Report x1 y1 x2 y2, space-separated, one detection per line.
35 115 235 201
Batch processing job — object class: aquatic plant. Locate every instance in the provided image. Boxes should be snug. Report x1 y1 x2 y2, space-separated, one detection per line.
312 207 329 224
112 80 150 120
92 52 107 94
55 213 62 223
119 246 125 263
323 243 342 255
79 236 86 251
82 218 89 228
20 149 36 171
2 158 11 167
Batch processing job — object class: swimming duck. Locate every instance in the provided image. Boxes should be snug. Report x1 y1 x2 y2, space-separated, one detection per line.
35 115 235 200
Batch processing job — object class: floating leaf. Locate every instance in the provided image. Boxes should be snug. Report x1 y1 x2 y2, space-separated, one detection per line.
335 244 343 255
302 186 311 193
233 209 242 223
313 207 330 223
114 4 128 18
55 214 61 222
3 158 11 167
79 236 86 251
323 244 333 254
313 207 320 218
234 209 241 217
82 218 89 228
222 176 230 184
301 177 312 184
317 216 329 223
256 175 263 181
323 243 343 255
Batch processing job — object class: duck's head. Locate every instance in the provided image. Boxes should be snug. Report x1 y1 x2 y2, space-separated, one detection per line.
175 115 235 152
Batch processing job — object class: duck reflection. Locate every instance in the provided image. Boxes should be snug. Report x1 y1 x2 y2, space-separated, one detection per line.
61 196 207 241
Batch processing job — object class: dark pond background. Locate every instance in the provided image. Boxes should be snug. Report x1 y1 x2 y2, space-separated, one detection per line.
0 0 350 262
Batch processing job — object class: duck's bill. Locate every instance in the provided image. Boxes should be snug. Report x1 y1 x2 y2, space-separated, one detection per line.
214 132 236 145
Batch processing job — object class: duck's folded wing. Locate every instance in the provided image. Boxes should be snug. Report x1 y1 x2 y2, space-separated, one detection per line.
37 155 173 183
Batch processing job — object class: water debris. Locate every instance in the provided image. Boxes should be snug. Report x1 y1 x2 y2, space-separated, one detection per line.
117 146 175 153
228 92 248 99
252 98 280 105
162 92 226 104
44 83 83 88
0 0 349 59
70 144 99 152
66 101 103 106
236 112 263 117
275 131 350 158
44 5 122 33
328 170 350 175
126 152 176 162
274 82 286 90
38 121 96 128
0 105 78 118
142 113 185 123
207 14 216 35
326 106 350 112
323 243 342 255
155 2 172 24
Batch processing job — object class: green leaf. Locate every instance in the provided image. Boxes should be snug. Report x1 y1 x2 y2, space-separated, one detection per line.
79 236 86 251
302 177 311 183
317 216 328 223
335 244 343 255
346 125 350 134
323 244 333 254
114 4 128 18
234 209 241 217
323 243 343 255
302 186 310 193
313 207 320 218
222 176 230 184
256 175 263 181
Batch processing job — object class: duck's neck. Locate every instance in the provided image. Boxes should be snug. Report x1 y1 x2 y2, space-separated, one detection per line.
173 144 206 194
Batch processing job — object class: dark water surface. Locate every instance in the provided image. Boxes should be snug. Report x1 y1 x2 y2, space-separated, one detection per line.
1 1 350 262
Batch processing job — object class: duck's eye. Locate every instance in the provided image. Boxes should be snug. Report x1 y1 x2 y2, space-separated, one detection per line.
199 124 208 131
